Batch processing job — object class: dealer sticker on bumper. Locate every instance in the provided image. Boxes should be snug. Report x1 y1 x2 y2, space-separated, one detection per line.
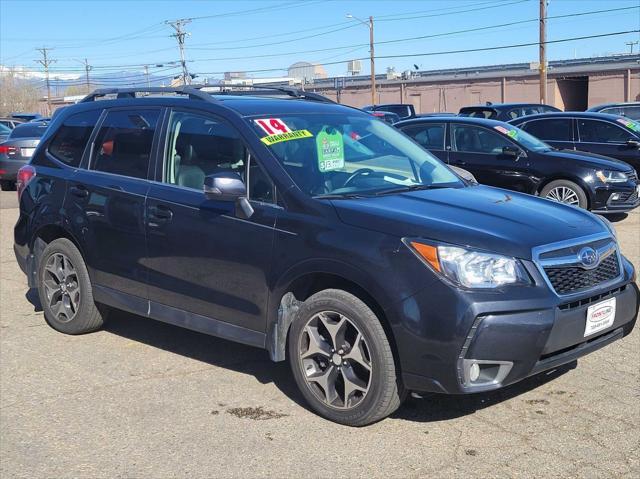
584 297 616 337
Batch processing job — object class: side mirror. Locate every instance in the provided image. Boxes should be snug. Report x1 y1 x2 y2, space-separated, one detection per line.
626 139 640 149
501 146 521 158
203 172 254 218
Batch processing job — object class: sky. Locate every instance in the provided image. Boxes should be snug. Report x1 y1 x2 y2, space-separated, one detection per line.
1 0 639 84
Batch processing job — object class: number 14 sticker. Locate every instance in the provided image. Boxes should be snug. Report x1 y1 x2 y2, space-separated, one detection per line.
254 118 291 135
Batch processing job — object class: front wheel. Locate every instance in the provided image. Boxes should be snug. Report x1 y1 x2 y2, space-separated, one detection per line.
540 180 588 209
288 289 404 426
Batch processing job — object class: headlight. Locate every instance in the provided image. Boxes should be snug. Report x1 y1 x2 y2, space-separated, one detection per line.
596 170 627 183
404 240 531 288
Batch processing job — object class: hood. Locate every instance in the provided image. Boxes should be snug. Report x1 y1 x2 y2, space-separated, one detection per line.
544 149 633 170
332 185 608 260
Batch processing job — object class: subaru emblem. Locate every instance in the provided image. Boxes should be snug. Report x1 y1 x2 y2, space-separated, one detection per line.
578 247 599 269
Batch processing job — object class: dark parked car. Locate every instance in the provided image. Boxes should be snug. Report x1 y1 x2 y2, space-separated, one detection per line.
587 102 640 120
396 117 639 213
367 110 401 124
510 112 640 171
459 103 561 122
363 103 416 119
14 87 638 426
0 121 49 190
11 112 42 122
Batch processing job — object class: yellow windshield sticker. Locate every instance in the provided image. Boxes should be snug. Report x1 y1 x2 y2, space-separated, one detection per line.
260 129 313 145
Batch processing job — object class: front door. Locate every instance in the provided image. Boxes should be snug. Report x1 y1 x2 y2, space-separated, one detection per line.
66 107 161 300
145 109 278 333
448 123 534 193
576 118 640 169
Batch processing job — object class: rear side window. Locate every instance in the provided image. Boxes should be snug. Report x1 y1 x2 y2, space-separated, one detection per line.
91 109 160 179
9 123 48 139
48 110 101 167
401 123 445 150
601 106 640 120
521 119 572 141
577 119 629 143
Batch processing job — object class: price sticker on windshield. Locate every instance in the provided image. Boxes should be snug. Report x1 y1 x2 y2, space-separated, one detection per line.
617 118 640 132
316 128 344 172
254 118 292 135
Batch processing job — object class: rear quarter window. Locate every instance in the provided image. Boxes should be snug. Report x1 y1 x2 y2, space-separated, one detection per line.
48 109 102 167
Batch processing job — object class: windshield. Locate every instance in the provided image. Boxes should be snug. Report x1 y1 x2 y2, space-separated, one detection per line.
492 124 551 152
0 123 11 134
249 113 463 197
616 117 640 134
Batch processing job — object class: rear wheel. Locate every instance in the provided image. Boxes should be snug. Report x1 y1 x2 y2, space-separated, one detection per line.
288 289 404 426
0 180 15 191
540 180 588 209
37 238 107 334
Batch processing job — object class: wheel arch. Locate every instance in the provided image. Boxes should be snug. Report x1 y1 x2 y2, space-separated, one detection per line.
536 175 592 208
267 263 399 369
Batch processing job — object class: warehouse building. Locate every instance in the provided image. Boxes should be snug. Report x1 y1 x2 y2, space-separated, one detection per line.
310 54 640 113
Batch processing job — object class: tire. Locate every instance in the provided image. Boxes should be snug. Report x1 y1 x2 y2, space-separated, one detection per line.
37 238 107 334
288 289 404 426
540 179 588 209
0 180 15 191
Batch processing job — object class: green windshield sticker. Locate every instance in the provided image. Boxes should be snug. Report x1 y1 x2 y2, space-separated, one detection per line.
316 128 345 172
617 118 640 132
260 129 313 146
506 129 518 139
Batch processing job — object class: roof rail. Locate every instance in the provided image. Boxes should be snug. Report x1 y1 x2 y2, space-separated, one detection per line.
208 85 335 103
80 86 215 103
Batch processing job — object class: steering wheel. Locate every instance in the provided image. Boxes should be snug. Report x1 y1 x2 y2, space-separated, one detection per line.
343 168 375 188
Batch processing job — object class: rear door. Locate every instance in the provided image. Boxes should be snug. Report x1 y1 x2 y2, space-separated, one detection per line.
576 118 640 167
448 123 534 192
398 122 448 162
518 117 575 150
67 107 162 300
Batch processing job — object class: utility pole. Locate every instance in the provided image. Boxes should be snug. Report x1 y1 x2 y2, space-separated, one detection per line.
83 58 92 93
166 18 191 85
625 41 639 54
539 0 547 105
347 14 376 105
35 47 56 115
144 65 150 88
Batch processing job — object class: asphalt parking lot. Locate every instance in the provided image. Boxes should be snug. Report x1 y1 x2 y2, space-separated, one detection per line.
0 189 638 478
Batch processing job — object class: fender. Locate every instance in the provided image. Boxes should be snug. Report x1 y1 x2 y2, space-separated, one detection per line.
266 257 399 361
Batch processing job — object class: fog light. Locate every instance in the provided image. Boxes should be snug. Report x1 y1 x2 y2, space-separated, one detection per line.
611 193 620 201
469 363 480 382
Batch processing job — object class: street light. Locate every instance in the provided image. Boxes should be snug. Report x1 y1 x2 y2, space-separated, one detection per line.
346 13 375 106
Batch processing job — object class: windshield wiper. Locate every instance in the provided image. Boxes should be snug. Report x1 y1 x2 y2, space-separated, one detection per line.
314 193 367 200
372 184 450 196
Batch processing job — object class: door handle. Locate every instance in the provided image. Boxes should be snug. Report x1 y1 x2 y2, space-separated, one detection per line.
69 185 89 198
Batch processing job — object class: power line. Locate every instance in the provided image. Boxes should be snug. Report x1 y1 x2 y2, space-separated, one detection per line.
377 0 530 22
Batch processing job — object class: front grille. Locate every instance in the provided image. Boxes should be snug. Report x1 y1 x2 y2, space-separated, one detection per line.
544 252 620 295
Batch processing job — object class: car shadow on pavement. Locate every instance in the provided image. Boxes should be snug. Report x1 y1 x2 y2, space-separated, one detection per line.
102 308 577 423
605 213 628 223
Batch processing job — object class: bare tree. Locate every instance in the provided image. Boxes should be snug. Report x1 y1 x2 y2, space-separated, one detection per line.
0 69 42 116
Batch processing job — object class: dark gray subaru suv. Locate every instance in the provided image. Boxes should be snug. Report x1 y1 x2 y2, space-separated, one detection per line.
13 87 639 426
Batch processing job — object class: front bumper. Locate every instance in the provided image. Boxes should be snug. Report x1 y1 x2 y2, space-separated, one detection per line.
591 183 640 214
391 257 639 395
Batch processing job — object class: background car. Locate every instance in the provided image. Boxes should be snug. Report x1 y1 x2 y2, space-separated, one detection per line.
367 110 401 124
0 123 11 143
362 103 416 119
395 116 639 213
0 117 26 129
587 102 640 120
459 102 561 121
510 112 640 171
10 113 42 122
0 121 49 190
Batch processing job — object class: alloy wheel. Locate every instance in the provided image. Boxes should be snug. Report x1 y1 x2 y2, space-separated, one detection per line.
546 186 580 206
42 253 80 323
298 311 372 410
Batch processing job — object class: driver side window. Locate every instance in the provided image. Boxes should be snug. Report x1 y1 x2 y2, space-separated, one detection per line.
164 111 275 203
451 124 512 154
